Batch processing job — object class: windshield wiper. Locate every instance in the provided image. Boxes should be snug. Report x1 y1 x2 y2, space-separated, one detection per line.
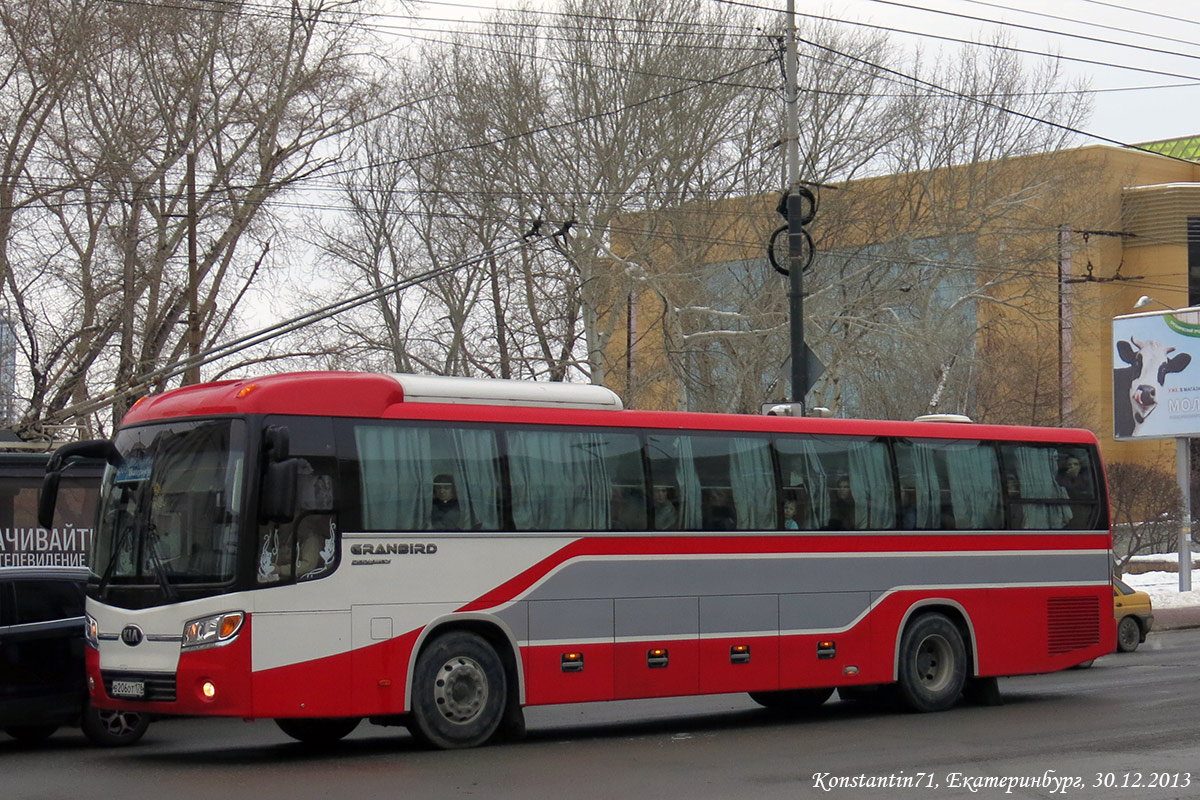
97 511 133 601
144 522 178 603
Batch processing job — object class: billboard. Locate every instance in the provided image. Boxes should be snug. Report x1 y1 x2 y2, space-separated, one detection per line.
0 453 101 568
1113 307 1200 439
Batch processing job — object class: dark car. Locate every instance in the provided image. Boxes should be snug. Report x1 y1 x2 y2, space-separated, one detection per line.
0 450 149 746
0 567 149 746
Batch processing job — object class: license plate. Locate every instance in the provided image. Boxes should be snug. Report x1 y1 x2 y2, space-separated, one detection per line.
111 680 145 698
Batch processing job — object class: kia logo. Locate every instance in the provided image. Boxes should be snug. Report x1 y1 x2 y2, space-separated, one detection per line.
120 625 144 646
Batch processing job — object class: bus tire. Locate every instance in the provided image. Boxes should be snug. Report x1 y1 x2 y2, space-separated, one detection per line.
1116 616 1141 652
275 717 360 745
896 612 966 713
748 687 833 712
408 631 506 750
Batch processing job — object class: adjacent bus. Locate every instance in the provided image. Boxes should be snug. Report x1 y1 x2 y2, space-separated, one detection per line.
40 372 1115 749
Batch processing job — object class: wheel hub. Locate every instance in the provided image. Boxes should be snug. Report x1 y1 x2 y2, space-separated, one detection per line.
432 655 488 724
915 634 953 691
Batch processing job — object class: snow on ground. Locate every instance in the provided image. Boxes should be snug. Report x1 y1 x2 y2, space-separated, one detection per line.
1122 553 1200 608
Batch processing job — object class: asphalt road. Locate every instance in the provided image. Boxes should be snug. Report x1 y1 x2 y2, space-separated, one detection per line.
5 629 1200 800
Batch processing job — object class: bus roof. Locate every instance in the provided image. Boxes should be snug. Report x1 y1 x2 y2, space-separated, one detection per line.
119 371 1099 446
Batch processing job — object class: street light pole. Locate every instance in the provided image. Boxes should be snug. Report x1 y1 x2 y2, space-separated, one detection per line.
784 0 806 412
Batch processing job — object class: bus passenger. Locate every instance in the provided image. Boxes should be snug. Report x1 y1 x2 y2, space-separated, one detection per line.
611 487 645 531
1057 455 1091 499
652 485 678 530
783 498 800 530
431 474 461 530
703 487 736 531
826 477 855 530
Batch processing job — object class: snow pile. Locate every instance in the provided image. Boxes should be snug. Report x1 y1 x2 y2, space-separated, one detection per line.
1120 559 1200 608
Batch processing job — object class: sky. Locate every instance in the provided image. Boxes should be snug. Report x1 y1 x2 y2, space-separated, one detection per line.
406 0 1200 148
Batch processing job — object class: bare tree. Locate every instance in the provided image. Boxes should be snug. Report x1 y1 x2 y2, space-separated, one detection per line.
313 0 784 387
1108 460 1182 575
796 39 1095 420
1 0 375 436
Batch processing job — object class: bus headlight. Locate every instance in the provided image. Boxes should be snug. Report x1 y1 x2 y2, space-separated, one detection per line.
181 611 245 651
84 614 99 650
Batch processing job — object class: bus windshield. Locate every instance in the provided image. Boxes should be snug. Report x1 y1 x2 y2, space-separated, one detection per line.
92 419 247 592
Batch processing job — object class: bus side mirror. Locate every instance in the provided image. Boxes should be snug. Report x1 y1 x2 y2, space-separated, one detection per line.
39 439 123 529
47 439 123 472
261 459 299 524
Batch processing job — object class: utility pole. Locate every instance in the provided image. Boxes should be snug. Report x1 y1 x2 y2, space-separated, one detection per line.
784 0 806 412
184 147 201 385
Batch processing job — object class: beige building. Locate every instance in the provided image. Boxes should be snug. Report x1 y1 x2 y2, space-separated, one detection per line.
604 138 1200 475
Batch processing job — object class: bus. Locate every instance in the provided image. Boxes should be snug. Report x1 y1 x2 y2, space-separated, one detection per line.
39 372 1115 749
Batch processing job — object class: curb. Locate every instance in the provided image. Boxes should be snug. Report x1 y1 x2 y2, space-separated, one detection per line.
1150 607 1200 631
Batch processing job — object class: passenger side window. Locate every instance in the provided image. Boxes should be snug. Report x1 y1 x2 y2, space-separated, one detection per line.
508 429 644 531
12 580 82 624
999 444 1074 530
775 435 894 531
354 423 502 533
894 440 1002 530
647 434 775 531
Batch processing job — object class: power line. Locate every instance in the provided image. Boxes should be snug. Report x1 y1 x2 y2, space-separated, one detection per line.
861 0 1200 65
47 234 539 422
949 0 1200 57
712 0 1200 84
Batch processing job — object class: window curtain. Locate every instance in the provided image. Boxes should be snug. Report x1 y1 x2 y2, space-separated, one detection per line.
356 426 431 530
508 431 612 530
943 444 1002 529
847 441 895 529
906 444 942 529
1010 446 1072 529
451 428 501 530
778 439 828 529
730 438 776 530
649 435 705 530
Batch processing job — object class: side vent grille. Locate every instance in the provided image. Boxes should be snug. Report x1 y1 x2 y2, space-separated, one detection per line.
1047 596 1101 655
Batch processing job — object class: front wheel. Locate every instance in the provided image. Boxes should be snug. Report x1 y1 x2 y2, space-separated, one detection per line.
275 717 361 745
408 631 507 750
896 612 966 713
81 705 150 747
749 687 833 712
1116 616 1142 652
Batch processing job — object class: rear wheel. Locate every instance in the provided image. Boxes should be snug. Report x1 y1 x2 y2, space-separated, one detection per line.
3 725 57 743
748 687 833 712
275 717 361 745
408 631 506 750
1117 616 1142 652
896 612 966 712
81 705 150 747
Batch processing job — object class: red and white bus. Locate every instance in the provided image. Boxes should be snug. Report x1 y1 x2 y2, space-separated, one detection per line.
41 372 1114 748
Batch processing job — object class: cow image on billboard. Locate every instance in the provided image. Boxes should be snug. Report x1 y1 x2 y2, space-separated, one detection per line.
1112 308 1200 439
